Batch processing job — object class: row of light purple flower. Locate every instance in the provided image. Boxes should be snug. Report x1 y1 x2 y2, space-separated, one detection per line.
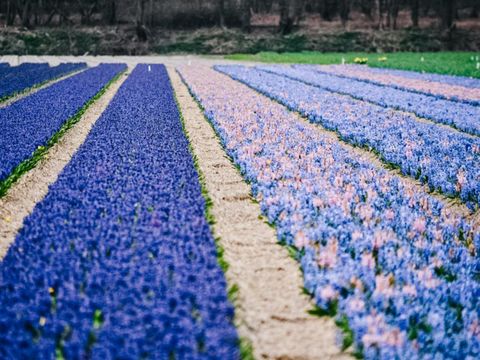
256 65 480 137
178 65 480 359
348 64 480 89
314 64 480 106
215 65 480 211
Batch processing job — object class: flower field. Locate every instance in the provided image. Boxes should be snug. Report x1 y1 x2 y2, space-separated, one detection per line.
0 59 479 359
0 63 86 102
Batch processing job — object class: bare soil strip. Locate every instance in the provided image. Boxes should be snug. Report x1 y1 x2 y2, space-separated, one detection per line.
0 67 87 109
168 67 351 360
0 68 131 259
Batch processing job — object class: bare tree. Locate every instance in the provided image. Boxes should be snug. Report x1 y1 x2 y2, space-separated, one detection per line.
240 0 252 32
136 0 147 41
103 0 116 25
441 0 455 29
410 0 419 27
293 0 305 26
339 0 350 29
218 0 225 28
279 0 294 34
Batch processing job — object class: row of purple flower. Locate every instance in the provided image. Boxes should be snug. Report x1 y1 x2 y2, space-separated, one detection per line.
0 63 86 102
0 64 124 183
0 65 239 358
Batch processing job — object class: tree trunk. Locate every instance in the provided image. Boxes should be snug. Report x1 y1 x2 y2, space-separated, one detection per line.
104 0 116 25
218 0 225 28
441 0 455 30
374 0 383 29
136 0 147 42
411 0 419 28
240 0 252 32
471 2 479 18
293 0 304 26
339 0 350 29
6 0 16 26
278 0 293 34
21 0 32 28
389 0 399 29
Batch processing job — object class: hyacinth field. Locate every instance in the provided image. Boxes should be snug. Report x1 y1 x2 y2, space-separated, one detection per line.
0 61 479 359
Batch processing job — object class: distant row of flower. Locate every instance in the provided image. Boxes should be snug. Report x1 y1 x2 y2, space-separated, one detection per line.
349 64 480 89
179 65 480 359
216 65 480 211
0 65 238 358
0 62 86 101
0 63 124 183
257 64 480 137
314 64 480 106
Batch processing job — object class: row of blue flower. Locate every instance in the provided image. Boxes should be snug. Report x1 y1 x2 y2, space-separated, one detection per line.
216 65 480 211
0 63 124 183
178 65 480 359
257 65 480 137
352 64 480 89
0 63 86 101
0 64 239 358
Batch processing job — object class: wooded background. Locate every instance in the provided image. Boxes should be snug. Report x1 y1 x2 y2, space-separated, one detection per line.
1 0 478 35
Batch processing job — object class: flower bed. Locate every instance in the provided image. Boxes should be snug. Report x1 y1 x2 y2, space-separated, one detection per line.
0 63 125 183
256 64 480 137
0 64 238 358
178 65 480 359
0 63 86 101
314 64 480 106
216 65 480 210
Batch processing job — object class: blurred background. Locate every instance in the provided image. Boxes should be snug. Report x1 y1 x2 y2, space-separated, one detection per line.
0 0 479 55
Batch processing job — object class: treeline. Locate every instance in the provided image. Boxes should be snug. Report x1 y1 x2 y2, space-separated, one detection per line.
1 0 478 33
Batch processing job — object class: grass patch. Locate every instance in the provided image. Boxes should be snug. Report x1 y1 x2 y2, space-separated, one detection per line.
0 69 126 198
226 51 480 78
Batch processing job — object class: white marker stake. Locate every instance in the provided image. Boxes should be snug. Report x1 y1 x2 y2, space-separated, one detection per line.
148 65 151 72
341 57 345 65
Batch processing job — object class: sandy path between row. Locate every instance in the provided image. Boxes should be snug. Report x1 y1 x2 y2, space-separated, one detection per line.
168 67 350 360
0 68 131 259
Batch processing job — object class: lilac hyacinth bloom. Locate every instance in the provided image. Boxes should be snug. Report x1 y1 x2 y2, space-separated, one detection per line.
178 65 480 359
347 64 480 89
0 65 239 358
215 65 480 210
312 64 480 106
0 63 125 183
258 64 480 137
0 63 87 101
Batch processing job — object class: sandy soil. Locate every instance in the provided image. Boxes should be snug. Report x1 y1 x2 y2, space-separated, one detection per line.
168 67 351 360
0 68 130 259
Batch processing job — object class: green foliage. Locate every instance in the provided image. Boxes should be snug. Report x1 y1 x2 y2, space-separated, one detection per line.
239 337 255 360
226 51 480 78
